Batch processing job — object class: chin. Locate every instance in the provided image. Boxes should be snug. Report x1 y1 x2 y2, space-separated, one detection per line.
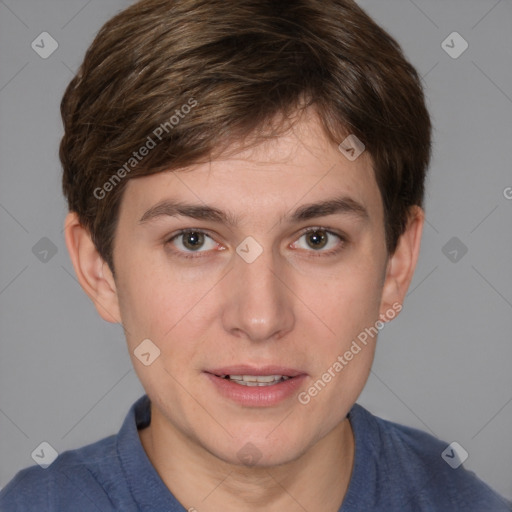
202 429 309 468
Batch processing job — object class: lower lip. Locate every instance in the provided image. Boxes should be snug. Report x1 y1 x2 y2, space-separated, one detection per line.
205 373 307 407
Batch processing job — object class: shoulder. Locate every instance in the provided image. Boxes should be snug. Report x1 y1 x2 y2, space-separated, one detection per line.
348 404 511 511
0 434 124 512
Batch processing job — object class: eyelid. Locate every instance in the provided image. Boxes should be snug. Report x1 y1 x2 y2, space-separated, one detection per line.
299 225 346 239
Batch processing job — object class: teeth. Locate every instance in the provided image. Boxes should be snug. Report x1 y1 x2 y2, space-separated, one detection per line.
224 375 291 386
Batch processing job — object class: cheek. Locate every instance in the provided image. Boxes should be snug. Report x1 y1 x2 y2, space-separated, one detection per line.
115 249 206 339
301 256 384 335
297 270 381 422
116 267 220 389
296 252 384 396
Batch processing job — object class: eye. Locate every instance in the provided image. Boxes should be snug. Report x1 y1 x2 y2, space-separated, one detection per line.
291 228 345 256
166 230 220 257
165 227 346 260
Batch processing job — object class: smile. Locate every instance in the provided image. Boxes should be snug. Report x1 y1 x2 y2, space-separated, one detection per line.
221 375 291 386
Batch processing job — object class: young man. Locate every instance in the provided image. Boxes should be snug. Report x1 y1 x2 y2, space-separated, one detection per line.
1 0 510 510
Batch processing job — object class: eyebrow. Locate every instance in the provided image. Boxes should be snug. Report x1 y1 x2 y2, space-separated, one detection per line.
138 195 369 226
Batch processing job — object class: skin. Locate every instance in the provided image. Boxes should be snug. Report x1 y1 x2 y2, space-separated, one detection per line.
65 109 424 511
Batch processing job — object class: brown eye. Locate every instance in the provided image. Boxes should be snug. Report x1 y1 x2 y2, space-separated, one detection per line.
167 230 218 256
181 231 205 251
291 228 345 256
305 229 328 250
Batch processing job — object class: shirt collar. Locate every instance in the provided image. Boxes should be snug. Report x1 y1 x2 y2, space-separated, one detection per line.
116 395 185 511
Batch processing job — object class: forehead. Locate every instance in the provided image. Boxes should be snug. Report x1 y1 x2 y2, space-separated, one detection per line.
119 111 383 228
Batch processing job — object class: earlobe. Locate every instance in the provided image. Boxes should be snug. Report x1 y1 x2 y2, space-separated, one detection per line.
379 206 424 318
64 212 121 324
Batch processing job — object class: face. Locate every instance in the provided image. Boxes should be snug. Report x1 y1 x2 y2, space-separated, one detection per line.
103 110 398 466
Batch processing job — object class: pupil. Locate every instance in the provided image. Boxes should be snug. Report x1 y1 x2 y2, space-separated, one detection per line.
307 230 327 249
184 232 204 250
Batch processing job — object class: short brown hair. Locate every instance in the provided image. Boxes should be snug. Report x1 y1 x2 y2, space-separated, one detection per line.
61 0 432 273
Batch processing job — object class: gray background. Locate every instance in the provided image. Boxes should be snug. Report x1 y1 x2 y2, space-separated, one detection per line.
1 0 511 502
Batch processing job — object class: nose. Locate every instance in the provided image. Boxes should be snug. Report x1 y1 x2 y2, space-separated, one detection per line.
221 242 295 343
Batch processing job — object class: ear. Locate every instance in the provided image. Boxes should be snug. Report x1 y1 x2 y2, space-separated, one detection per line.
64 212 121 324
379 206 424 318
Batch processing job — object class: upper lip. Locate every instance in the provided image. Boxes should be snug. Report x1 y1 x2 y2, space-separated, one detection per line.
206 365 306 378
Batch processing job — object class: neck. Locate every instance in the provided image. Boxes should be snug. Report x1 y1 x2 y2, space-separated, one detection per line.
139 407 355 512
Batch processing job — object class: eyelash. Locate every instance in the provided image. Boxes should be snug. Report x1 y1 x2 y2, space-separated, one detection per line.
164 227 347 260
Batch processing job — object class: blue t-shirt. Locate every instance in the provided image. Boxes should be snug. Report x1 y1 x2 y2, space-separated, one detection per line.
1 395 510 511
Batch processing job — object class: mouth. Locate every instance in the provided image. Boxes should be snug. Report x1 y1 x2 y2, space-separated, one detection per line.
204 366 306 406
